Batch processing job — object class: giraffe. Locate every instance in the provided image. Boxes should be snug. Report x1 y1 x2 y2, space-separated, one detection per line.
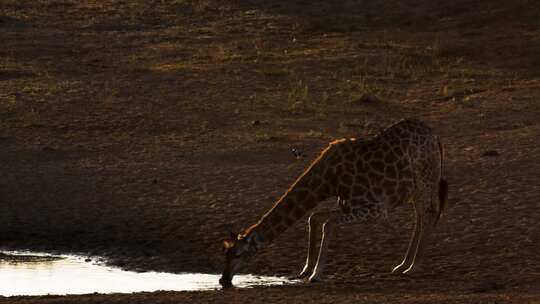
219 119 448 288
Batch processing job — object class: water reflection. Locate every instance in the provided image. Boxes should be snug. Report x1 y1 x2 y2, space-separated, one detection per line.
0 251 292 296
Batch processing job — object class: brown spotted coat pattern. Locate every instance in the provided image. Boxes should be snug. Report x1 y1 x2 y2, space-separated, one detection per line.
222 119 447 285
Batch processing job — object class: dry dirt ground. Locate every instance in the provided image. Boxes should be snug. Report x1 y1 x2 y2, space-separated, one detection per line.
1 0 539 303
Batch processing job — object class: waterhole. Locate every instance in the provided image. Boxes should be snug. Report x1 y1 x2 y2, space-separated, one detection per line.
0 251 293 296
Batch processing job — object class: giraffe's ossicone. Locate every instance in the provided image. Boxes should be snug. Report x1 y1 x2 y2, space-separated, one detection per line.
220 119 448 288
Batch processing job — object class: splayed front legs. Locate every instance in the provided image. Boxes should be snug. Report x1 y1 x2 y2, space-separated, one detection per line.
295 213 321 279
296 201 381 283
295 211 336 281
308 221 334 282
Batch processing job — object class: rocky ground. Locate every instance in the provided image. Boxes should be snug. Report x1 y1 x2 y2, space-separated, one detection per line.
1 0 539 303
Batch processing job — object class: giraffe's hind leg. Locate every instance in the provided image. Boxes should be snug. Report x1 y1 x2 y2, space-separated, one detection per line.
403 197 439 274
393 190 439 274
392 202 422 274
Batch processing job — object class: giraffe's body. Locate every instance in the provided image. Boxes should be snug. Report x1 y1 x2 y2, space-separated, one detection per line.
220 119 448 287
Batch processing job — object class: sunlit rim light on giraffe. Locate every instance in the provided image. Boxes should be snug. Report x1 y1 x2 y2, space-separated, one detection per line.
220 119 447 286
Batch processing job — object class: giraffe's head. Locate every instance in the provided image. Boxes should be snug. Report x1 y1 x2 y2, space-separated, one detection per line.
219 232 258 288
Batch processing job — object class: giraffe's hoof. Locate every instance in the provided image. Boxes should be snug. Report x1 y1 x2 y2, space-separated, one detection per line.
308 276 323 283
391 264 406 274
289 272 310 281
402 266 418 275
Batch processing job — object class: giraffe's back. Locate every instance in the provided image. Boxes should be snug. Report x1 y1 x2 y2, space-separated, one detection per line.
334 119 443 213
380 119 440 177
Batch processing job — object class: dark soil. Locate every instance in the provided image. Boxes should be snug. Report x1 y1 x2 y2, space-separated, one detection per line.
1 0 539 303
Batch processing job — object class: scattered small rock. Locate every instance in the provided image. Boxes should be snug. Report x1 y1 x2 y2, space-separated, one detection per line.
251 120 261 126
152 178 158 184
291 148 306 159
0 136 14 143
41 146 56 152
255 134 281 142
469 282 505 293
436 88 487 102
354 93 380 104
266 136 280 142
85 258 92 262
481 150 500 157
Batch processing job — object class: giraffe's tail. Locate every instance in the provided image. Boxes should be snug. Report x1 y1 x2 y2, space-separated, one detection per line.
436 138 448 225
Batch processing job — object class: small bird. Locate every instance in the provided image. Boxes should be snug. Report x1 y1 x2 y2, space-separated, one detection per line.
291 148 306 159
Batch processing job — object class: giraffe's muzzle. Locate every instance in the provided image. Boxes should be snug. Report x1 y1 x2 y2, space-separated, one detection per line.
219 276 233 288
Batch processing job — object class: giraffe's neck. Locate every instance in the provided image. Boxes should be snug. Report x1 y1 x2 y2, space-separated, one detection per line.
241 149 336 250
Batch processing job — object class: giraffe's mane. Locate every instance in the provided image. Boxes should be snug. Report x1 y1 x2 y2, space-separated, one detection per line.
240 140 342 238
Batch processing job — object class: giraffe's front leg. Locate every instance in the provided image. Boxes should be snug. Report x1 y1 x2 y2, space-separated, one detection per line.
308 220 333 282
307 210 345 283
308 201 381 282
293 212 324 280
298 197 347 280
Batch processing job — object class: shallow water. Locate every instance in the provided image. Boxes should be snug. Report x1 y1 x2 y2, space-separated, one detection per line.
0 251 293 296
